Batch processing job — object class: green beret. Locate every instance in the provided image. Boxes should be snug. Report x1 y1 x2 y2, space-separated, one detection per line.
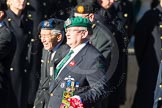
64 17 92 29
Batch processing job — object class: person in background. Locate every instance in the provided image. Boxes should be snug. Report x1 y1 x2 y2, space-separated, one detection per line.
3 0 41 108
33 18 69 108
96 0 129 107
73 1 118 68
25 0 43 107
132 0 162 107
112 0 134 39
0 0 16 108
154 4 162 108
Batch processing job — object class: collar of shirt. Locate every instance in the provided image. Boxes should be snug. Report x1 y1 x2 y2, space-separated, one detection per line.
48 44 59 61
55 41 88 79
51 42 62 52
49 40 64 61
51 33 65 52
70 41 88 56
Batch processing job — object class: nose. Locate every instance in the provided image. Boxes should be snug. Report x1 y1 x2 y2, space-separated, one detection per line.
41 38 46 43
65 31 70 36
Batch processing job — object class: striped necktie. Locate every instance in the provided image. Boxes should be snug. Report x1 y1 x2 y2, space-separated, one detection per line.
54 50 74 79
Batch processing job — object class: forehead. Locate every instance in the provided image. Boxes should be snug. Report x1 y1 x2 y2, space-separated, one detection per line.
40 29 51 34
74 13 88 17
66 26 81 30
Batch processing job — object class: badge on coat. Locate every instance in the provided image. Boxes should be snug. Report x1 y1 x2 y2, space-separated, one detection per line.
60 75 80 108
50 66 53 76
69 60 76 67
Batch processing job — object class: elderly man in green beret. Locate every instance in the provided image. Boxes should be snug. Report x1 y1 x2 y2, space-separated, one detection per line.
47 17 109 108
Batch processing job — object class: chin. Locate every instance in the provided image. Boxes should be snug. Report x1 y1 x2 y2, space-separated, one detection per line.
44 47 49 50
66 42 70 46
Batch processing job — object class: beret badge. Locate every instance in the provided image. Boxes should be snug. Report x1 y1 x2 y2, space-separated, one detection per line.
65 18 71 27
43 21 50 28
76 5 85 13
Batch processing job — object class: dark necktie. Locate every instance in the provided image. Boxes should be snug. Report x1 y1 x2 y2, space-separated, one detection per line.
46 51 53 76
54 50 74 79
47 50 53 64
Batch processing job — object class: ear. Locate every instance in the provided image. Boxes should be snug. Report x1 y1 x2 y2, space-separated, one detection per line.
0 11 4 20
88 13 95 22
57 34 62 42
81 30 88 39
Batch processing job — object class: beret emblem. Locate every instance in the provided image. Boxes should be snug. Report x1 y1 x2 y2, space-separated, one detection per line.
65 18 71 27
44 21 50 27
77 5 84 13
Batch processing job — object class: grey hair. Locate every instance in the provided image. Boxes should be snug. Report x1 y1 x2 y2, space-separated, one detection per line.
51 29 61 35
78 27 93 35
51 29 65 45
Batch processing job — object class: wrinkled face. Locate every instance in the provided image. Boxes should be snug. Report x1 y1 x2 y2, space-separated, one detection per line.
97 0 114 9
7 0 27 11
65 27 88 49
40 29 61 50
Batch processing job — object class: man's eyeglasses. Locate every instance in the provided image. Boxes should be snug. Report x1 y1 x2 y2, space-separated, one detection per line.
65 29 86 33
39 34 52 39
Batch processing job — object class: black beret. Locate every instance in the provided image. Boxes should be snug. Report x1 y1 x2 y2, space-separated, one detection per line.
39 18 64 31
74 1 99 14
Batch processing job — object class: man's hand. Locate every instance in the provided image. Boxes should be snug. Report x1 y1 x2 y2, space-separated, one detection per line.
67 95 84 108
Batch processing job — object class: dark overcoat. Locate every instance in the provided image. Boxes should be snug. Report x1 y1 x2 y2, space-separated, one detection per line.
4 8 40 108
48 43 109 108
132 5 162 108
96 6 129 107
34 44 70 108
0 22 16 108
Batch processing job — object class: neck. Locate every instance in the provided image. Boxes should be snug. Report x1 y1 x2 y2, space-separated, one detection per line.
10 7 22 16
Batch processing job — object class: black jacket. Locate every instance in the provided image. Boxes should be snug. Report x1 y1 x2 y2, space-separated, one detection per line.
0 22 16 90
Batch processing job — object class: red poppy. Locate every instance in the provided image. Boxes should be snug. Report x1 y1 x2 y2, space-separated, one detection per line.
69 60 76 67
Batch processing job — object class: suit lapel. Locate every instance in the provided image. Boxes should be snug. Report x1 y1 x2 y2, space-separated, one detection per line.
49 45 70 92
41 50 49 79
55 44 89 86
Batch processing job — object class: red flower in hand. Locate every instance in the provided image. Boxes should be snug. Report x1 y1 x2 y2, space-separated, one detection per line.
67 97 84 108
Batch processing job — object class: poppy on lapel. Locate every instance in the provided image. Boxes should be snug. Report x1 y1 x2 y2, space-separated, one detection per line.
69 60 76 67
